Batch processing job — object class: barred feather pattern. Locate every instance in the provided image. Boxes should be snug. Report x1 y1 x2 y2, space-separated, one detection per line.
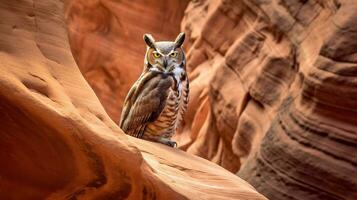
119 33 188 147
144 74 189 140
177 75 189 128
119 71 189 143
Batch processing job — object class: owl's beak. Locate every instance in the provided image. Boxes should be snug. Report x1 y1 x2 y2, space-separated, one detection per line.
163 58 168 70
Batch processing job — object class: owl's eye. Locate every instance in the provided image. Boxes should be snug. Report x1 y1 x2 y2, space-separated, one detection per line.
153 52 161 58
170 52 178 58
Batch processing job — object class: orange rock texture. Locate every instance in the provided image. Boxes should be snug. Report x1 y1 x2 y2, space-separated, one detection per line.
178 0 302 172
0 0 267 199
177 0 357 199
63 0 357 199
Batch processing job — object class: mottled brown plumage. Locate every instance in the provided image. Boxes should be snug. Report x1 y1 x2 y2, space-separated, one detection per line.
119 33 188 147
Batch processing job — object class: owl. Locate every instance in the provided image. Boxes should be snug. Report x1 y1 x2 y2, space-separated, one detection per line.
119 32 189 147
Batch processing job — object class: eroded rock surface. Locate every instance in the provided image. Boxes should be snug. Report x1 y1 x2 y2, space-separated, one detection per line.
46 0 356 199
177 0 357 199
177 0 301 172
238 1 357 199
0 0 266 199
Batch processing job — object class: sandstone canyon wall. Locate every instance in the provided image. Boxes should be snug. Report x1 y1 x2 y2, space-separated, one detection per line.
179 0 357 199
0 0 267 199
64 0 357 199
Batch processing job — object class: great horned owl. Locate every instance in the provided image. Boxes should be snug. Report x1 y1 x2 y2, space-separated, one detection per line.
119 33 189 147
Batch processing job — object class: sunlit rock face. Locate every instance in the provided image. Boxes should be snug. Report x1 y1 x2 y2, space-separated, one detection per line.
177 0 357 199
65 0 189 121
0 0 267 199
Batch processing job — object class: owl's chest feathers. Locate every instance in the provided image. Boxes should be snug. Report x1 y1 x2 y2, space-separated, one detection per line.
145 76 185 138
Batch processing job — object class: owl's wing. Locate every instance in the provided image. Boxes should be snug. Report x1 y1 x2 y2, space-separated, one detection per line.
177 74 189 127
119 73 173 138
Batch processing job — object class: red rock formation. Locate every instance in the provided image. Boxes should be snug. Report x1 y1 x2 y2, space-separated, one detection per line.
177 0 357 199
176 0 300 172
0 0 267 199
65 0 189 121
46 0 356 199
238 1 357 199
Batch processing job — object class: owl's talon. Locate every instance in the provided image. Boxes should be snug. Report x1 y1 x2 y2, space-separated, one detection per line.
168 141 177 148
163 140 177 148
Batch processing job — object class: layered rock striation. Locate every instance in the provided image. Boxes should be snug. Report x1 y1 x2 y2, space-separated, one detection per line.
51 0 356 199
238 1 357 199
178 0 357 199
177 0 301 172
0 0 266 199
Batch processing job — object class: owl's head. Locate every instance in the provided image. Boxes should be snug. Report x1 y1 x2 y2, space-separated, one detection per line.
143 33 186 73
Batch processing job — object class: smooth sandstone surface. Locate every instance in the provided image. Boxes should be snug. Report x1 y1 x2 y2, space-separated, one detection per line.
0 0 266 200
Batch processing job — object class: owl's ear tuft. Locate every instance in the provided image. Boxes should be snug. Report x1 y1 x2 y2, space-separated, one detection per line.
143 34 156 49
174 32 185 48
